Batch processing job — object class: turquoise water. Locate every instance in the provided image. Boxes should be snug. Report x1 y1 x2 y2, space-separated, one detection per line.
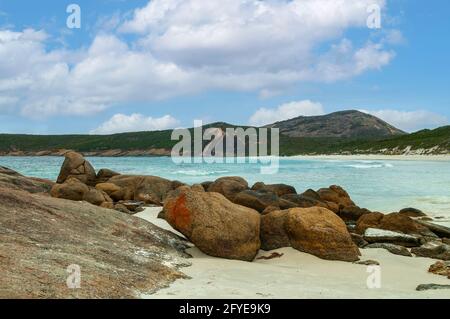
1 156 450 218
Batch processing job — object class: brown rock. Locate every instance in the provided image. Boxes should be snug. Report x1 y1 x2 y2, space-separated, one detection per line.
207 176 249 201
416 284 450 291
379 213 434 237
365 243 412 257
428 261 450 278
50 178 89 201
354 260 380 266
164 186 260 261
416 220 450 239
260 210 290 251
338 205 372 222
256 252 284 260
363 228 421 247
157 210 166 220
233 190 296 213
411 242 450 260
57 151 97 186
96 168 120 183
190 184 205 192
350 233 369 248
286 207 360 262
107 175 176 204
300 189 322 200
51 178 113 206
0 168 54 194
251 182 297 197
95 182 122 195
0 186 189 298
261 205 280 215
201 181 214 191
171 180 186 190
110 188 134 202
317 185 355 211
120 201 144 212
84 188 112 206
399 207 427 217
100 202 114 209
0 166 22 176
355 212 434 237
356 212 385 234
281 193 327 209
114 203 133 215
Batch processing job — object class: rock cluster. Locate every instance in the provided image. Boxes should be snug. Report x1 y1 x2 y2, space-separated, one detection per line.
47 152 450 264
49 151 183 214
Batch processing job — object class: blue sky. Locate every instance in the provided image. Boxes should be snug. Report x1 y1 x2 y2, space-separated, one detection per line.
0 0 449 134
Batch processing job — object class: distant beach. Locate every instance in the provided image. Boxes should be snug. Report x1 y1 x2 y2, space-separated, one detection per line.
287 154 450 161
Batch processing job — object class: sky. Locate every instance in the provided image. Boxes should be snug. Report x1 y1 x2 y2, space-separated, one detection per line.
0 0 449 135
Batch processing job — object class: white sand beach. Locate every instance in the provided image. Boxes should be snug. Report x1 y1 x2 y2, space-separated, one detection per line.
286 154 450 162
137 207 450 299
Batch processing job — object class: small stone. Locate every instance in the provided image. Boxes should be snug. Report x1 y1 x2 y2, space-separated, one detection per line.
354 260 380 266
416 284 450 291
366 243 412 257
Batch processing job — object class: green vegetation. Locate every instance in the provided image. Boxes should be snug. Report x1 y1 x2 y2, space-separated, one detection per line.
1 124 449 155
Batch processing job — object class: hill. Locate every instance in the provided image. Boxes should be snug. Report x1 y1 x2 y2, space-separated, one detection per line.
0 113 449 156
266 110 405 138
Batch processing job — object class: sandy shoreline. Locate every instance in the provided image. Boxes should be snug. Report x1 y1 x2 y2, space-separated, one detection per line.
285 154 450 162
137 207 450 299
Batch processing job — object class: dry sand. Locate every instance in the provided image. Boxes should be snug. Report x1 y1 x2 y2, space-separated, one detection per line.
137 207 450 299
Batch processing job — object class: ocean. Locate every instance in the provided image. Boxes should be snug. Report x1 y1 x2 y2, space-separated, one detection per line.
2 156 450 219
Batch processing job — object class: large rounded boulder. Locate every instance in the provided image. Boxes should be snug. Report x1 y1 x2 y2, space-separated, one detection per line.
107 175 176 205
251 182 297 197
57 151 97 186
317 185 355 212
164 186 261 261
260 210 290 251
207 176 249 201
51 177 89 201
261 207 360 262
286 207 361 262
51 178 112 206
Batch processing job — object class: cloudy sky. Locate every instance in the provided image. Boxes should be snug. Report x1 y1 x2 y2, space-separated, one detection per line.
0 0 449 134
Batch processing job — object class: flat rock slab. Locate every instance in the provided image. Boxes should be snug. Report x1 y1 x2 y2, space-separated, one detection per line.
0 187 190 298
416 220 450 238
364 228 421 247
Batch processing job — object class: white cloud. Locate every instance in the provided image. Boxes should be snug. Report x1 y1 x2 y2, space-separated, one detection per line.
383 29 406 45
360 109 448 132
0 0 398 118
249 100 325 126
90 113 179 134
